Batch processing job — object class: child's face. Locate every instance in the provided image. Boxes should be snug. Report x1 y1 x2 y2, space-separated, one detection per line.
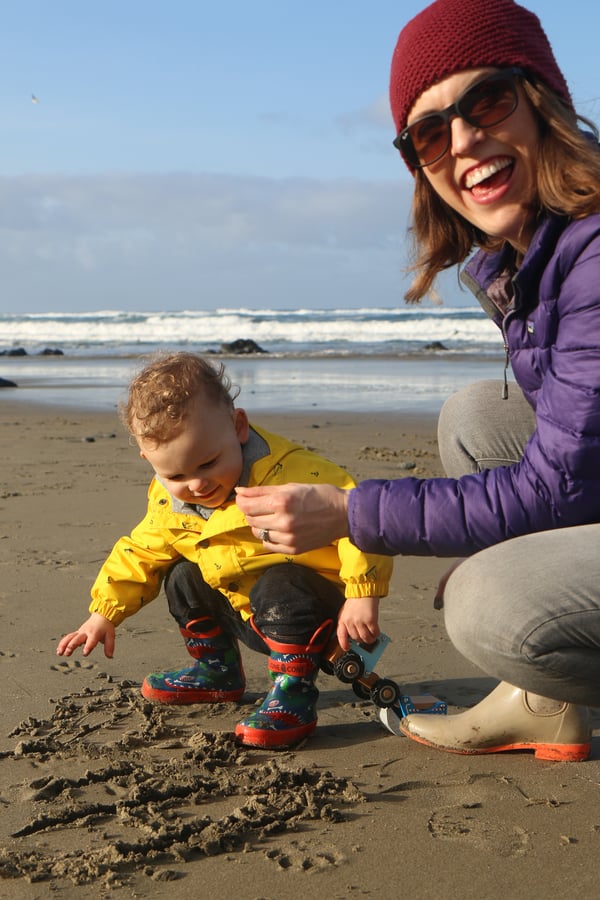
138 396 249 508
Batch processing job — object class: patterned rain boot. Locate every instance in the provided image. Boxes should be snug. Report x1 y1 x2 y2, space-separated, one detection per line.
141 617 245 704
235 618 332 749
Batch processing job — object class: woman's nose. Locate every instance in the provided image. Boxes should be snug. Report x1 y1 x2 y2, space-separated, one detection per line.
449 115 484 157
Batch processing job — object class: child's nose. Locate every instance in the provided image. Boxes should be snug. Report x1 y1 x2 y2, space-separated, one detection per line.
188 476 209 494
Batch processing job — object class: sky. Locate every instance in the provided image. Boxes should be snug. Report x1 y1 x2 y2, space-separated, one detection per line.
1 1 599 314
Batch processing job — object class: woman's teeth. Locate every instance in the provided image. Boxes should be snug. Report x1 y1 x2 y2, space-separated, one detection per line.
465 157 512 189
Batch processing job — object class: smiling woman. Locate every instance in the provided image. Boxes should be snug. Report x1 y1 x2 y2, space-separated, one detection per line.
406 66 542 253
235 0 600 763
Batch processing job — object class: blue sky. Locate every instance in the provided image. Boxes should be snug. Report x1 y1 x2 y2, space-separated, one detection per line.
1 1 598 312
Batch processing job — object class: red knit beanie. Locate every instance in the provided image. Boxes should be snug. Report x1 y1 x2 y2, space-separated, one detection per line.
390 0 572 139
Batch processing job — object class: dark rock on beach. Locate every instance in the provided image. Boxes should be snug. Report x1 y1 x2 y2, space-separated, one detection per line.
421 341 448 351
0 377 18 388
0 347 64 357
0 347 27 357
220 338 268 354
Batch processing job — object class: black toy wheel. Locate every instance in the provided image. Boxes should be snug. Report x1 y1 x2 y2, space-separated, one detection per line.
352 681 371 700
370 678 400 708
320 658 334 676
333 651 364 683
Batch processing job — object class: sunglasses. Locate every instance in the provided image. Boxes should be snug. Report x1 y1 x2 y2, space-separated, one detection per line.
394 67 525 169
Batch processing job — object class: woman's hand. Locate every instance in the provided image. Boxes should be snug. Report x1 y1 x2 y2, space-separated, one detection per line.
56 612 116 659
235 482 350 555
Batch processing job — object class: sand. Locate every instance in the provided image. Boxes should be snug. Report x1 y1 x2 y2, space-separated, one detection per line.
1 400 599 900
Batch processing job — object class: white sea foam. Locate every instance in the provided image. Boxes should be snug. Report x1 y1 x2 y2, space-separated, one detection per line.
0 306 500 355
0 307 508 411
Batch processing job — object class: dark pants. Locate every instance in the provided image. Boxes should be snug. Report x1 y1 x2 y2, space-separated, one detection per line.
164 560 345 654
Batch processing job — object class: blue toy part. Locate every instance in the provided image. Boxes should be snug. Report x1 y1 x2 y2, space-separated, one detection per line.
396 694 447 717
347 633 391 672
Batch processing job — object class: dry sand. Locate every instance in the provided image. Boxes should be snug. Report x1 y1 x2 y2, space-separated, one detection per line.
1 400 599 900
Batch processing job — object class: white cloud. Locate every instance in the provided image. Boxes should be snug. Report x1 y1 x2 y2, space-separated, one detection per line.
0 171 418 311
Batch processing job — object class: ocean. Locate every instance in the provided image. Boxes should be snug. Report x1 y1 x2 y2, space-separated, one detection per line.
0 307 510 414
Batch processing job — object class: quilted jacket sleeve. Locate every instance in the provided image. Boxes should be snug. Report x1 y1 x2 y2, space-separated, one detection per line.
347 221 600 557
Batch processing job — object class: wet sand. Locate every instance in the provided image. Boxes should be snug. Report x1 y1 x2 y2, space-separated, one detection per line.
1 400 599 899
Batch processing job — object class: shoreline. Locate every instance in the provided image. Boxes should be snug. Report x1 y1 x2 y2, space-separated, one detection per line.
0 351 511 416
0 396 440 427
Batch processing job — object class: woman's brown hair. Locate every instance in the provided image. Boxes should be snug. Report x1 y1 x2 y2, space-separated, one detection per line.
405 76 600 303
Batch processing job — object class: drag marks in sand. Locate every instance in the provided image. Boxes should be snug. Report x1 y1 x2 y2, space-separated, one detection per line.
0 682 364 888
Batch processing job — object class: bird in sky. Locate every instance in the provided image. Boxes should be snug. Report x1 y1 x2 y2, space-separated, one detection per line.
31 93 39 104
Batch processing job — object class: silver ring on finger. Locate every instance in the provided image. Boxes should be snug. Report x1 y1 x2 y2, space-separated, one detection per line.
258 528 270 543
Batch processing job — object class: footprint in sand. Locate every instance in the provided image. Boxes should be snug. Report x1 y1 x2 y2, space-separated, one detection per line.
428 805 532 857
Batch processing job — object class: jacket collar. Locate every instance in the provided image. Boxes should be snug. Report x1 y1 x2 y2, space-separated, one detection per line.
461 213 568 319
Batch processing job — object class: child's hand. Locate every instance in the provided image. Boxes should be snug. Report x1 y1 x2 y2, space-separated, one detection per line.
56 612 116 659
336 596 380 651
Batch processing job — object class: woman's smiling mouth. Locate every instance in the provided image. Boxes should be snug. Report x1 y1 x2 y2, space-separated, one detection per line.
464 156 514 191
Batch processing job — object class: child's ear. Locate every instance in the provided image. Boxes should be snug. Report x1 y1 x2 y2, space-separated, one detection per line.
234 408 250 443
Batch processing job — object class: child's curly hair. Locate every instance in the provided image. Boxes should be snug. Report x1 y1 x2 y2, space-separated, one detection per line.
120 352 239 445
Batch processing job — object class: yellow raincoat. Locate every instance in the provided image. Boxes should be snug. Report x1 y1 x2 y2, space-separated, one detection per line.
89 424 392 625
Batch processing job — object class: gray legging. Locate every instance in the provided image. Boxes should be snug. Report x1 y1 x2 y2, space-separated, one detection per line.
437 380 600 707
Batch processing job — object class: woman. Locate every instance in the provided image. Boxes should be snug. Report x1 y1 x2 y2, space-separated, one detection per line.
236 0 600 762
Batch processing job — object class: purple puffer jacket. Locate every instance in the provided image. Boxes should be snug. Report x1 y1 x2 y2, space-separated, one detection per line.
348 213 600 557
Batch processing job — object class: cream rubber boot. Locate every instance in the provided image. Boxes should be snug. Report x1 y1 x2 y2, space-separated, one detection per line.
398 681 592 761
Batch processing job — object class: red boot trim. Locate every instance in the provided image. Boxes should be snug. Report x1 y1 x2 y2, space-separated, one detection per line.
249 616 333 655
400 726 592 762
182 617 223 639
269 656 314 677
235 718 317 749
141 677 244 705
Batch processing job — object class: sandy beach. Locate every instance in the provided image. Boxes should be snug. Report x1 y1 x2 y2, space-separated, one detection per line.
1 399 599 899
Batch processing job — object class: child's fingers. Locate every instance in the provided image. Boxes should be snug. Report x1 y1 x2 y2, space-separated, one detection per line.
56 631 84 656
336 620 351 651
102 631 115 659
81 637 95 656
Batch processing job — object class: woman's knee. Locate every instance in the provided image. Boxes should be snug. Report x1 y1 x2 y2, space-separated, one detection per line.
441 546 531 669
441 528 600 703
442 554 495 653
437 379 534 476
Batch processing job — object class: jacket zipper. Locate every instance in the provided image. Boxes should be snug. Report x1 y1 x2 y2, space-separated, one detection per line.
501 275 522 400
501 337 510 399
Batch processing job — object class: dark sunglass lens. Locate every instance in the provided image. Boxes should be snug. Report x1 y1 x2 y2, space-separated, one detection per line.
408 115 448 165
461 77 517 128
397 132 423 168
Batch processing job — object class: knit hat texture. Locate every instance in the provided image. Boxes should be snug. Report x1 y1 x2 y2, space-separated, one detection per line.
390 0 571 136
